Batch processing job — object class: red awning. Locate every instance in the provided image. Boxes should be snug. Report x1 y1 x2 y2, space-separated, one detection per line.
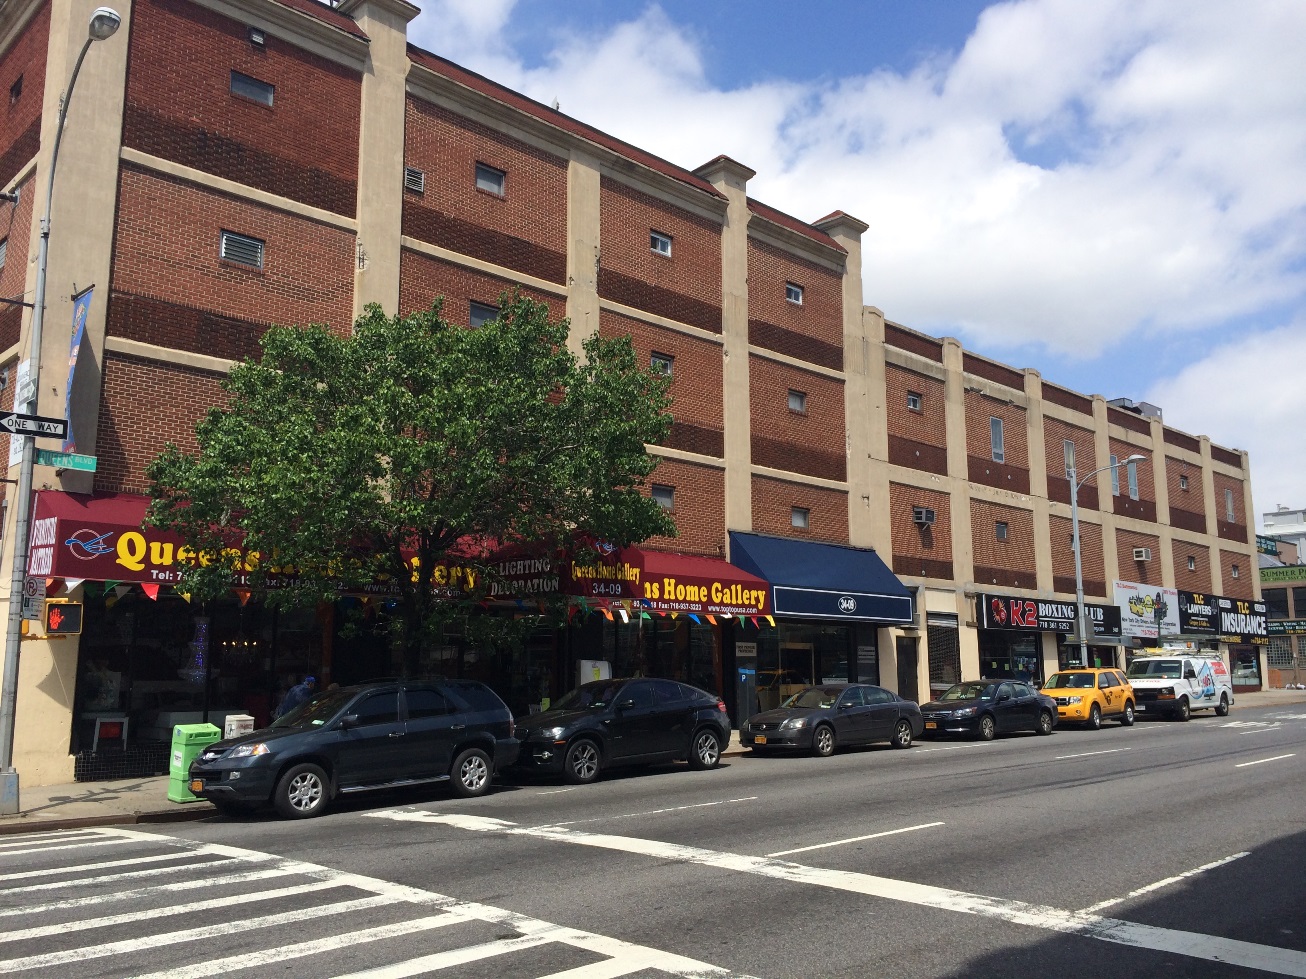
566 545 769 617
28 491 186 584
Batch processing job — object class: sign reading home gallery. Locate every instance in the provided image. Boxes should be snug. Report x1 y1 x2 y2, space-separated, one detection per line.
979 593 1122 638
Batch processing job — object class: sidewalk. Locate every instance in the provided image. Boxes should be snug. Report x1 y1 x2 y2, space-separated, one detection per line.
4 687 1304 836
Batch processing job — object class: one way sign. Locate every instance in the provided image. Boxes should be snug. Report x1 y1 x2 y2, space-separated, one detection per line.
0 411 67 439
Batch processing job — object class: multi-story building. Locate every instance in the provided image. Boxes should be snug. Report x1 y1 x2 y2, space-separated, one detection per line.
0 0 1264 786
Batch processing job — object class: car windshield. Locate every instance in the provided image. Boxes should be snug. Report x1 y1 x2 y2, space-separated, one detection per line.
1044 673 1094 689
270 690 353 729
782 687 843 709
551 681 624 711
1127 660 1183 679
938 682 996 701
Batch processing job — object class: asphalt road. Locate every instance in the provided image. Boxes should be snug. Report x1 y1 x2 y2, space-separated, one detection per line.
3 703 1305 979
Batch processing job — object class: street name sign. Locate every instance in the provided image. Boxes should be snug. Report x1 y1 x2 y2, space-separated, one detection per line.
0 411 67 439
35 449 97 471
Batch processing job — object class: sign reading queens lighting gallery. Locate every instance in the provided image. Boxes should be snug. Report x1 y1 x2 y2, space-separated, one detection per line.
979 594 1122 638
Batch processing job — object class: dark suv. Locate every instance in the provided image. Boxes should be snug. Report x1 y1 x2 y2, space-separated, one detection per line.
188 679 519 818
511 678 731 784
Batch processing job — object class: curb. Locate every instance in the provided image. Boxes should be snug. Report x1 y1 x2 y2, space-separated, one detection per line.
0 805 215 837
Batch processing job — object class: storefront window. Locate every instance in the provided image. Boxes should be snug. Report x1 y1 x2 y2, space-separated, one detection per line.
567 613 721 697
1231 646 1262 689
978 630 1042 683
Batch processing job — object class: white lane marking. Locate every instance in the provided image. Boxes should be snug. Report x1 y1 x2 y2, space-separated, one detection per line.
1080 852 1251 914
0 856 242 895
545 796 758 828
0 848 226 883
328 933 556 978
374 810 1306 978
1223 721 1281 728
1054 748 1132 760
0 867 293 917
0 831 96 849
0 837 126 858
535 961 652 979
1236 753 1297 768
767 821 945 858
911 741 1000 754
0 878 347 943
537 788 576 795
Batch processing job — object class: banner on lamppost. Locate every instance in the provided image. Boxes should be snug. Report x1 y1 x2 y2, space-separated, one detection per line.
63 286 93 454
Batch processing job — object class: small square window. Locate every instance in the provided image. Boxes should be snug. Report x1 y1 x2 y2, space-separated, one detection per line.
469 301 498 328
230 70 274 106
475 163 505 196
220 230 264 269
1231 564 1240 579
990 417 1004 463
1063 439 1076 478
1187 556 1196 571
651 484 674 509
1179 474 1189 491
791 507 809 530
906 391 922 412
785 282 803 305
995 521 1008 541
650 352 673 377
650 231 672 257
788 390 807 413
9 75 21 104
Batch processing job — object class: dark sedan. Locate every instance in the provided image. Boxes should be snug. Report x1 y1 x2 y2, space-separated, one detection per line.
511 678 731 784
741 683 924 756
919 680 1056 740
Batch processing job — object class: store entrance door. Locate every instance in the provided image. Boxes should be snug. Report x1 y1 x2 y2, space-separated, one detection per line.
896 637 919 703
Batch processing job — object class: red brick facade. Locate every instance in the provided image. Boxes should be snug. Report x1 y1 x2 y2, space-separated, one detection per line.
1043 417 1097 510
965 391 1029 493
1167 454 1206 534
1212 472 1249 544
885 365 947 476
1108 439 1156 522
641 458 724 557
1220 548 1254 599
889 483 952 580
1173 538 1213 594
0 171 34 351
1050 514 1106 598
752 474 848 544
748 355 846 482
0 1 47 190
746 236 842 370
1116 529 1163 587
970 500 1036 591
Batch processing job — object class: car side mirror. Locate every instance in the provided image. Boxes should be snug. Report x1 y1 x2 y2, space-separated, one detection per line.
616 699 636 711
837 702 852 710
338 714 359 730
998 693 1011 702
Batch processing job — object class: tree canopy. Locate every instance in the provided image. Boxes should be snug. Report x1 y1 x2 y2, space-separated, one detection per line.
146 294 676 672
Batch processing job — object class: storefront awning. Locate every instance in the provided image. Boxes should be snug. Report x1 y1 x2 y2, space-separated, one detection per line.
566 545 770 617
727 532 912 624
28 491 182 584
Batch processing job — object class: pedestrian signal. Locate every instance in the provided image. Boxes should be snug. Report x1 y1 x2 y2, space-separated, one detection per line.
44 600 83 635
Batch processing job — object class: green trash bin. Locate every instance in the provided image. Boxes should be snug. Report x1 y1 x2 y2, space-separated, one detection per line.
167 723 221 803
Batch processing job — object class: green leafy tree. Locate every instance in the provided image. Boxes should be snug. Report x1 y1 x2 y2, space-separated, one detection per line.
146 293 675 674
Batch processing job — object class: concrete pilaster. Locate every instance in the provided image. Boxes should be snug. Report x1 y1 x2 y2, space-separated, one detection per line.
1092 395 1121 591
564 151 602 355
1151 417 1175 587
943 338 973 590
1200 436 1222 593
1026 369 1053 592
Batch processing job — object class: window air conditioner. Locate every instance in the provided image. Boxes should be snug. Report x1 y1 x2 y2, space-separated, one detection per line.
912 506 936 526
1133 547 1152 562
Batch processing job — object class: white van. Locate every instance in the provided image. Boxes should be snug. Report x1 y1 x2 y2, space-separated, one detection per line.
1124 650 1233 720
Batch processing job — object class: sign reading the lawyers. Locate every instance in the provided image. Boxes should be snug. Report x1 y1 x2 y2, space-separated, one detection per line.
1215 596 1268 646
979 593 1122 638
1114 580 1179 639
1177 591 1219 634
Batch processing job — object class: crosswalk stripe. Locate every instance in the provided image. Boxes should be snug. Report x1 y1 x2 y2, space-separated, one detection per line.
0 868 294 918
0 856 243 895
0 894 395 971
124 912 470 979
327 932 555 978
0 832 96 849
0 848 230 884
0 837 127 858
534 961 651 979
0 879 348 943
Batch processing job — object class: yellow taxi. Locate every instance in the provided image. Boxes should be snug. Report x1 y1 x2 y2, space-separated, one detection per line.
1041 668 1135 729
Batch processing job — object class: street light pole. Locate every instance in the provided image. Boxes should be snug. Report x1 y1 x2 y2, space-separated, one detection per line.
1070 453 1146 669
0 7 121 815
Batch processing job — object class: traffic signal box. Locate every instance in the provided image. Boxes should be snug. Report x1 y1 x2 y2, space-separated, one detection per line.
44 599 83 635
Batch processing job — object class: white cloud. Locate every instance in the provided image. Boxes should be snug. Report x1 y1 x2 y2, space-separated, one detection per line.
1146 323 1306 529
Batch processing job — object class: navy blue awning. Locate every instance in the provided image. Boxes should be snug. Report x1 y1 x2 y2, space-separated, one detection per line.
728 532 913 624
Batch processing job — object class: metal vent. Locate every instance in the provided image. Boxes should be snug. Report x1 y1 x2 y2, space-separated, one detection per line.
220 230 264 269
403 166 425 194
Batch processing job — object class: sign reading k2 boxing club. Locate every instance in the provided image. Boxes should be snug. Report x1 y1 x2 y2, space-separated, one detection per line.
979 593 1123 638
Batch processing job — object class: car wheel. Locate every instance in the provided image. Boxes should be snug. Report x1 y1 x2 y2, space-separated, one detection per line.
1120 701 1135 726
689 729 722 770
1175 697 1191 722
451 747 493 798
1036 710 1054 736
273 763 329 819
1216 694 1230 717
1087 704 1102 730
891 719 913 749
812 725 835 757
977 714 997 741
563 738 601 784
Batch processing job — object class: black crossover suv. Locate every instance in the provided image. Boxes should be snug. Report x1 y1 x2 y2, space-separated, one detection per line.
188 679 520 818
511 678 732 784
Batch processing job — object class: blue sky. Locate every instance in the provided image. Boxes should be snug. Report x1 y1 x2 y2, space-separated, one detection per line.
410 1 1306 527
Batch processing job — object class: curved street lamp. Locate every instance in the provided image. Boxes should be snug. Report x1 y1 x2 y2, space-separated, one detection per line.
0 7 122 815
1069 453 1146 669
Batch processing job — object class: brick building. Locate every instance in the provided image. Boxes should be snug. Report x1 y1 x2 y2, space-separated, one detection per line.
0 0 1264 785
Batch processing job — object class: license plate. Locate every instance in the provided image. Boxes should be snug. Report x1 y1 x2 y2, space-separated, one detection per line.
189 779 204 793
753 735 767 744
925 722 938 730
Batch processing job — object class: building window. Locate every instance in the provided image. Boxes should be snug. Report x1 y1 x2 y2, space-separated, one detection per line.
650 231 672 257
650 352 673 377
1231 563 1240 579
906 391 922 412
1187 556 1196 571
230 70 274 106
785 282 803 305
1127 460 1139 500
8 75 21 104
1179 474 1189 491
1225 488 1236 521
990 417 1004 463
1063 439 1076 478
1110 455 1120 495
995 521 1008 541
651 484 674 509
0 237 7 271
791 507 809 529
475 163 505 196
219 230 264 269
469 301 498 328
788 390 807 414
1264 588 1289 619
